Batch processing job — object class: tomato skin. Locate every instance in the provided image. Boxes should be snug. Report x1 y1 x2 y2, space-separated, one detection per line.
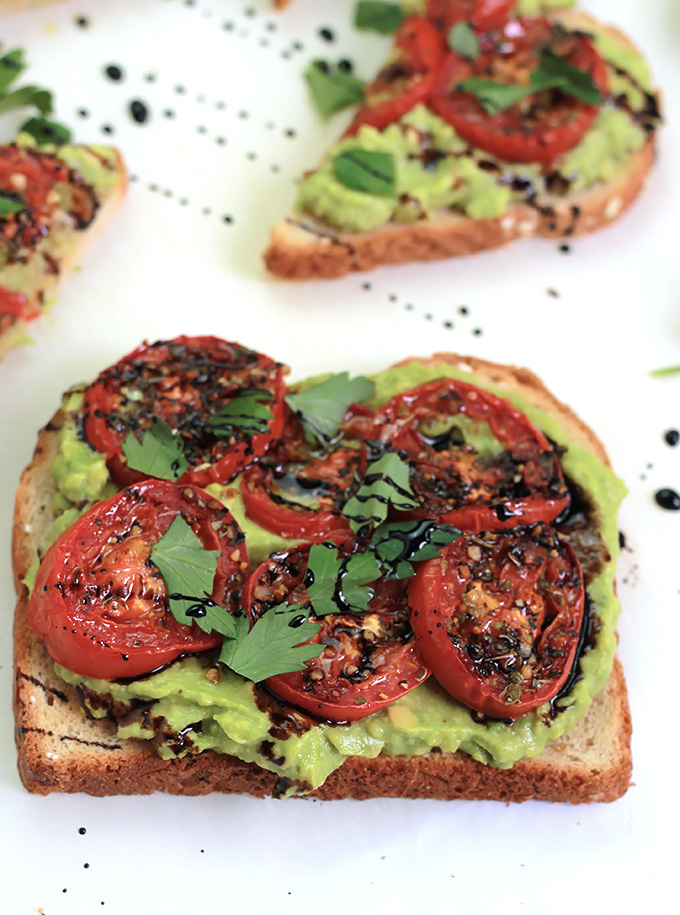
27 479 249 680
426 0 515 32
409 527 585 718
430 18 608 165
344 17 446 136
371 377 569 532
244 546 429 722
240 404 373 544
82 336 287 488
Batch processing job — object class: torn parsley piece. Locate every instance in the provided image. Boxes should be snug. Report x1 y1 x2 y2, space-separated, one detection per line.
304 60 365 119
343 451 418 534
284 372 375 447
121 417 188 481
209 389 274 437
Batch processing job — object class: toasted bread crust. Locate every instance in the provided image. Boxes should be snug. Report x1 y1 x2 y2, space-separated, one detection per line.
12 354 632 801
264 10 658 280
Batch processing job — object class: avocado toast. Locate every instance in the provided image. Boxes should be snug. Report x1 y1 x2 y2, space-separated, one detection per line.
265 6 660 279
12 344 632 802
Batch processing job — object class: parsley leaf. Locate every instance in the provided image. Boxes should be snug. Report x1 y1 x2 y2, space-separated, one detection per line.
372 519 462 578
151 515 237 638
284 372 375 448
121 417 188 481
20 116 72 145
459 48 602 115
209 389 274 437
650 365 680 377
0 44 71 145
448 22 479 61
219 609 322 681
305 542 381 616
332 149 396 197
304 60 365 119
354 1 406 34
0 192 26 216
343 451 417 534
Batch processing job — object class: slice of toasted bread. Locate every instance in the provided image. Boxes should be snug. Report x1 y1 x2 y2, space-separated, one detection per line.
1 142 127 358
264 11 659 280
12 353 632 801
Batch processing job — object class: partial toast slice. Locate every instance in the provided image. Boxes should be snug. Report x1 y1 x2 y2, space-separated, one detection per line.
12 353 632 801
265 10 659 279
0 140 127 357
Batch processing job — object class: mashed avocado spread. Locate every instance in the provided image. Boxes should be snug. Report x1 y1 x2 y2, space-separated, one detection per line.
295 21 652 234
47 361 626 797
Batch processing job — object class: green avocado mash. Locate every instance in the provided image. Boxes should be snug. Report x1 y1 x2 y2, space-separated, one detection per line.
47 361 626 797
295 22 652 234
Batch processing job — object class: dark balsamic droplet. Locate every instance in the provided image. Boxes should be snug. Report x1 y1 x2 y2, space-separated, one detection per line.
559 243 571 254
129 99 149 124
319 27 334 42
78 826 87 835
458 305 468 315
654 488 680 511
104 64 124 81
75 16 89 28
664 429 679 447
338 59 353 73
618 531 627 549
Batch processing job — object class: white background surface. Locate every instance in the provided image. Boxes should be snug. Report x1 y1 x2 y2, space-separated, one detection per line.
0 0 677 912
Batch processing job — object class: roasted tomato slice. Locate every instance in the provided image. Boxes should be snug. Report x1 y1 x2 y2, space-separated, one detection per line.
27 479 249 680
0 144 98 263
344 17 445 136
0 285 41 336
409 526 585 718
426 0 515 32
82 336 287 488
240 404 373 543
371 377 569 531
245 545 429 722
430 18 607 164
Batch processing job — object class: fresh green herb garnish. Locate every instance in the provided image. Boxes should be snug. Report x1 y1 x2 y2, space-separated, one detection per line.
448 21 479 61
372 519 462 579
650 365 680 377
218 610 321 681
305 542 381 616
343 451 417 534
0 192 26 216
21 116 72 146
304 60 365 119
209 389 274 437
151 516 236 637
333 149 397 197
354 1 406 34
121 418 188 481
459 48 602 115
284 372 375 447
0 44 71 144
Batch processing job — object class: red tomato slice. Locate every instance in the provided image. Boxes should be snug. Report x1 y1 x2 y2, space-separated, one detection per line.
344 17 446 136
82 336 287 488
426 0 515 32
240 404 374 543
371 377 569 531
0 285 41 336
27 479 249 680
430 18 608 164
244 545 429 722
0 144 98 259
409 526 585 718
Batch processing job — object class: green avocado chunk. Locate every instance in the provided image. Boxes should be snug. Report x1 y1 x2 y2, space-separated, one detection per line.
49 361 626 797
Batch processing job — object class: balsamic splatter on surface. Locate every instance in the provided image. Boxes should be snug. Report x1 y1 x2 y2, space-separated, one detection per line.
654 488 680 511
664 429 679 446
104 64 123 81
129 99 149 124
